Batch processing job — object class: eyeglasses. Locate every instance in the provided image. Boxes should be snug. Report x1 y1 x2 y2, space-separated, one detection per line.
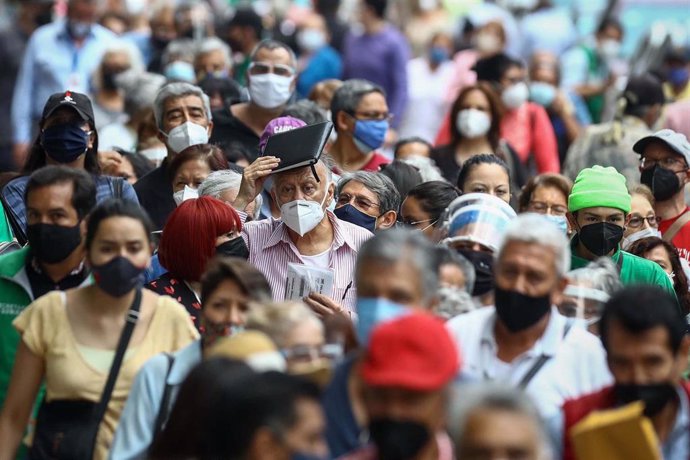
627 214 661 229
336 193 379 213
527 201 568 216
640 156 687 171
248 61 296 77
281 344 343 362
349 111 393 122
402 217 436 228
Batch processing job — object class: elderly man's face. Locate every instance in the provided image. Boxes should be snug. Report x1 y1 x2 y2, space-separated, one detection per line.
272 163 333 208
195 50 230 80
356 259 428 309
158 95 213 150
363 385 446 435
218 187 256 218
457 407 544 460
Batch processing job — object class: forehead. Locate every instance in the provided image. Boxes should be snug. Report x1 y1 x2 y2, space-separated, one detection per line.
606 320 672 353
462 408 541 448
103 50 130 65
164 94 205 114
503 65 525 80
642 140 679 158
466 163 509 183
93 216 148 242
578 206 625 218
499 240 557 267
175 158 211 175
27 182 75 210
253 46 293 66
461 89 490 106
357 92 388 111
630 193 654 212
275 163 326 184
532 184 567 203
356 259 424 297
341 180 379 200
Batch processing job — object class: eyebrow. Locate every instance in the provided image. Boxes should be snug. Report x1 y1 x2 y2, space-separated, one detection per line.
27 206 68 213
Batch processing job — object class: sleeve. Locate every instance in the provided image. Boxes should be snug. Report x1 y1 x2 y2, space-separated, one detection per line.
109 355 169 460
545 411 565 460
560 47 588 90
387 36 410 129
529 104 560 173
122 181 140 205
158 297 200 349
12 294 58 357
11 34 37 144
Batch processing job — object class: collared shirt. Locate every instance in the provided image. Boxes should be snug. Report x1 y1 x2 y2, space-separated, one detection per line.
446 307 613 417
11 20 116 143
25 255 88 300
2 174 139 245
241 211 372 313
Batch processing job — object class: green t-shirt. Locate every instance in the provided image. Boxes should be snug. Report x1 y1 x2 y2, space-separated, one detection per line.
0 205 13 244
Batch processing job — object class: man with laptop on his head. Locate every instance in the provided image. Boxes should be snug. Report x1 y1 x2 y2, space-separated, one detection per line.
232 120 373 316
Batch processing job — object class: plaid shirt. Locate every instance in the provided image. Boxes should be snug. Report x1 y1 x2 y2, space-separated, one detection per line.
1 174 139 244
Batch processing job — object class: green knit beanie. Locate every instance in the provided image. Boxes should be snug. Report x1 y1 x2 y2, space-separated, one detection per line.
568 165 631 213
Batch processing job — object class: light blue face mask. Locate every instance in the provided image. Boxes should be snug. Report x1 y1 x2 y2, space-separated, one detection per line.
543 214 569 234
529 81 557 108
355 297 409 346
353 119 388 154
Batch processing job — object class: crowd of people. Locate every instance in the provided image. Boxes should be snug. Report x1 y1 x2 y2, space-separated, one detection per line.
0 0 689 459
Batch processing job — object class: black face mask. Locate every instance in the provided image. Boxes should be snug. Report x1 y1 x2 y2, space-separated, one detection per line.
494 285 551 332
215 237 249 260
41 123 90 164
613 383 678 417
368 418 431 460
640 164 683 202
458 249 494 296
578 222 624 257
27 222 82 264
92 256 145 297
101 68 125 91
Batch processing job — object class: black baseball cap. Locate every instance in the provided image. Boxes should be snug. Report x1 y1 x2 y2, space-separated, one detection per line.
41 90 95 126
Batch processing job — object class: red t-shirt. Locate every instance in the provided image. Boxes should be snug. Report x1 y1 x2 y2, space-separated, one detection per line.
659 207 690 263
332 152 390 174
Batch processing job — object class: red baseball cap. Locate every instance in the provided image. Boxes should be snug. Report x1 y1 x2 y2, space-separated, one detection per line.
361 313 461 391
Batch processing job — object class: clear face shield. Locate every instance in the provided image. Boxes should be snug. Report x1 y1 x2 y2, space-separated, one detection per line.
558 284 610 326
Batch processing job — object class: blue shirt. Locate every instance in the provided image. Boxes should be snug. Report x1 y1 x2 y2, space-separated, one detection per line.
296 46 343 98
323 354 362 458
2 174 139 244
11 20 116 143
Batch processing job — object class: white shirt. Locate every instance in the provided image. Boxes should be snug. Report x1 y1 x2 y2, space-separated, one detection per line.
301 248 331 270
397 57 454 143
446 306 613 417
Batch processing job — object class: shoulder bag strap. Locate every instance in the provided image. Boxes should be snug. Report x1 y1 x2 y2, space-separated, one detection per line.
616 252 624 273
518 318 574 389
662 211 690 243
93 288 142 425
153 353 176 436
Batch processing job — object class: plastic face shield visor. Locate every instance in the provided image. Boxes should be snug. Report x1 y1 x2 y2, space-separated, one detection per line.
558 284 610 325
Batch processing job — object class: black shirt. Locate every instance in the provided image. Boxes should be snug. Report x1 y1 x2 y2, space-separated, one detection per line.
209 105 260 162
25 256 89 300
134 159 175 231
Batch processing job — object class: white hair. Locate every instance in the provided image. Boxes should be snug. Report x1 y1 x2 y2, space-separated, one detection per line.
153 82 212 130
401 155 446 183
198 170 263 220
196 37 233 66
496 213 571 276
245 301 323 348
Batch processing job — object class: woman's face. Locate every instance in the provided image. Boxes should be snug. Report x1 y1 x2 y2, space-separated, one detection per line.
283 319 326 369
625 193 658 238
459 89 492 121
462 163 510 203
401 196 436 239
645 245 674 275
525 185 568 216
172 159 211 193
88 216 151 269
201 278 251 347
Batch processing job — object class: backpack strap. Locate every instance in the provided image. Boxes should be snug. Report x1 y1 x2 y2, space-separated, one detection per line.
152 353 176 436
662 211 690 243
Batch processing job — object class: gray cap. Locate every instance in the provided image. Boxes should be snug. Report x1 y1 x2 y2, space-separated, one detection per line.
633 129 690 165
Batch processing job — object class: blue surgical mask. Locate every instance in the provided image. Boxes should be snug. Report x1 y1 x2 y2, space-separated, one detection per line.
356 297 409 346
334 204 377 232
529 82 557 107
543 214 569 234
41 123 90 163
429 46 449 64
668 67 690 87
353 119 388 154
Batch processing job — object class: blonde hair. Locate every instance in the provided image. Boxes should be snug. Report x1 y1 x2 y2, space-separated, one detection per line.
245 302 323 348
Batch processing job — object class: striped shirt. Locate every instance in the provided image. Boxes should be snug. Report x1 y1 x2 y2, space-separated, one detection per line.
241 211 372 314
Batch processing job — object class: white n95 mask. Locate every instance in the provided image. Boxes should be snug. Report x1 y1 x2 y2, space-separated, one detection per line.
163 121 209 154
173 185 199 206
456 109 491 138
280 187 330 236
249 74 294 109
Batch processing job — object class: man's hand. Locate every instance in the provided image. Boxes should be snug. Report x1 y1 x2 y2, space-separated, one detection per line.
304 292 345 318
233 156 280 211
98 150 123 175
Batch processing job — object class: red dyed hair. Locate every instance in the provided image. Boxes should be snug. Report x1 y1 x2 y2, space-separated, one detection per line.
159 196 242 282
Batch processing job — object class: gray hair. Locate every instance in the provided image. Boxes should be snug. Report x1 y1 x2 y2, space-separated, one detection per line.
153 82 212 130
282 100 328 125
161 38 197 68
245 301 323 348
198 170 263 220
448 385 552 459
402 156 447 183
196 36 232 67
356 229 440 304
336 171 400 215
496 213 571 276
436 247 476 294
249 39 297 69
567 257 622 296
330 79 386 132
102 40 145 73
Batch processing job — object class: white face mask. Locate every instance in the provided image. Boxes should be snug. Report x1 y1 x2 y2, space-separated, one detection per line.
622 227 661 250
173 185 199 206
279 185 330 236
456 109 491 138
162 121 210 154
297 29 327 53
139 146 168 166
599 39 621 60
501 82 529 110
249 73 294 109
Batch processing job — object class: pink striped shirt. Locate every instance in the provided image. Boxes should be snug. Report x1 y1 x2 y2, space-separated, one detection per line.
241 211 373 313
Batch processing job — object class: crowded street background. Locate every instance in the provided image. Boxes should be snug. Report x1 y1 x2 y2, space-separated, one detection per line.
0 0 689 459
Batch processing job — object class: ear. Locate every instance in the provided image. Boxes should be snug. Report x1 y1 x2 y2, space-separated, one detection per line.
79 218 88 239
376 210 398 229
246 428 287 460
335 110 352 133
206 120 214 137
550 276 568 307
566 212 578 232
675 335 690 376
326 181 336 204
